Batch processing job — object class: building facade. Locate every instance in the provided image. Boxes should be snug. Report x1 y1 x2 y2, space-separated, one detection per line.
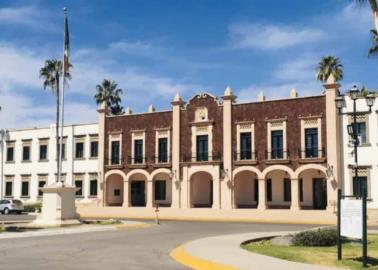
0 123 99 204
98 78 342 213
341 95 378 209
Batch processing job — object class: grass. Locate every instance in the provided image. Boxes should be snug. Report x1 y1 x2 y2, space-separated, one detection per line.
242 235 378 270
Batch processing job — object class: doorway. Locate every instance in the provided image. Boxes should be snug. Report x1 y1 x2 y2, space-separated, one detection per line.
313 178 327 209
131 181 146 206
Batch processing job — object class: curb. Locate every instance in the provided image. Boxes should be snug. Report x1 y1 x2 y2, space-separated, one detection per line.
170 245 239 270
116 223 154 230
79 214 336 225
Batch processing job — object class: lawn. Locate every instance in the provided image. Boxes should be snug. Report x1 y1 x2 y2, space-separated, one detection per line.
242 234 378 270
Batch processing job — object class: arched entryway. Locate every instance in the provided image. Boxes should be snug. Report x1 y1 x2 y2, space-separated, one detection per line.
128 173 148 207
152 171 172 207
234 170 258 208
105 173 124 206
296 168 328 210
190 171 213 208
264 168 293 209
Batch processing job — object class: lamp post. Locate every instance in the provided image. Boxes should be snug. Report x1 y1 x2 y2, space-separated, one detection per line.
335 86 376 195
335 86 375 267
0 129 9 200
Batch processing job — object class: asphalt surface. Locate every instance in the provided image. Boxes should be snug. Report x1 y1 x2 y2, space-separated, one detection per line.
0 220 315 270
0 213 35 222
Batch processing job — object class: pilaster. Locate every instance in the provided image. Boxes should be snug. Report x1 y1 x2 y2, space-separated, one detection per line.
97 102 108 206
290 178 300 210
257 178 266 210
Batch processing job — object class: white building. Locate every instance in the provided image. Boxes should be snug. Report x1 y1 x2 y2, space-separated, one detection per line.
341 95 378 208
0 123 99 205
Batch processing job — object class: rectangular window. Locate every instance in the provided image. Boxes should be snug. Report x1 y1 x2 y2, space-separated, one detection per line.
21 181 29 197
355 122 367 144
75 142 84 159
39 145 48 160
353 176 368 198
284 178 291 202
6 147 14 162
90 141 98 158
240 132 252 160
196 135 208 161
75 180 83 196
299 178 303 202
158 138 168 163
38 180 46 197
90 179 98 196
5 181 13 197
57 143 66 159
267 179 272 202
154 180 166 201
305 128 318 158
111 141 120 164
22 145 30 161
134 139 143 163
271 130 283 159
114 189 120 196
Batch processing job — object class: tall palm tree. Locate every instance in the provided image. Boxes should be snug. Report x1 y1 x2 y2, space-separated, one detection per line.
94 79 124 115
368 29 378 57
356 0 378 31
316 56 344 83
39 59 71 175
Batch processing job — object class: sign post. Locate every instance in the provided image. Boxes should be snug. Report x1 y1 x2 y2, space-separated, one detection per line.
337 188 368 267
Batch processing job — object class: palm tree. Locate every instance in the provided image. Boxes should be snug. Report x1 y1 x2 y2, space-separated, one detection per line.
356 0 378 31
94 79 124 115
40 59 71 175
316 56 344 83
368 29 378 57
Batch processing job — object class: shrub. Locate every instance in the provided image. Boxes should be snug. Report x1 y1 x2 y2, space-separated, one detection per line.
292 228 337 247
24 202 42 213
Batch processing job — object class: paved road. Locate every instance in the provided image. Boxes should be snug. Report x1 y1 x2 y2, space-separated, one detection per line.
0 213 35 222
0 221 315 270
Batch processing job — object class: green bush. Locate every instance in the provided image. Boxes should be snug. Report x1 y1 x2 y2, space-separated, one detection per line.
24 202 42 213
292 228 337 247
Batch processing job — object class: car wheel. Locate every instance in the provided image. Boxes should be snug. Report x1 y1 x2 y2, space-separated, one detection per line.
17 211 22 215
3 208 9 215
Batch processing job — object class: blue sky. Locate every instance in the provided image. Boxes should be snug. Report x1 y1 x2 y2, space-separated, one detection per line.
0 0 377 128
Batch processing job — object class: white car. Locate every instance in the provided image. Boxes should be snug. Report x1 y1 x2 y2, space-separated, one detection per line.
0 199 24 215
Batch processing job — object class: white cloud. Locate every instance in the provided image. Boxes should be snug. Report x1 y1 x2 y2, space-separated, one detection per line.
0 6 52 29
0 44 45 92
229 23 324 50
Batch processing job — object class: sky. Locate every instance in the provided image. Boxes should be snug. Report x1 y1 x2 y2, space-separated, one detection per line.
0 0 377 129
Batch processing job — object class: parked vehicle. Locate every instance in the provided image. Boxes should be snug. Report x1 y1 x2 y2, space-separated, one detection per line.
0 199 24 215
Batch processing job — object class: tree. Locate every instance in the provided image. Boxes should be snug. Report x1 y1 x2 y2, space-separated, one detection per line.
356 0 378 31
316 56 344 83
368 29 378 57
94 79 124 115
40 59 71 175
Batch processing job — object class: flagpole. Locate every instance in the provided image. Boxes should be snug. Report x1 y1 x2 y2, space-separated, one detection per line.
58 7 68 185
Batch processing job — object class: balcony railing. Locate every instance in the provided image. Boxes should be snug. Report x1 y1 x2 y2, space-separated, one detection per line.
127 156 148 164
182 151 222 162
298 147 325 159
107 157 123 166
152 154 171 164
233 150 257 161
265 150 289 160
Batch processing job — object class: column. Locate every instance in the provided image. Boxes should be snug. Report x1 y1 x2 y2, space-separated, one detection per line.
290 178 300 210
257 178 266 210
171 93 185 208
122 181 129 207
221 86 235 209
212 178 220 209
324 74 341 211
146 179 153 208
97 101 108 206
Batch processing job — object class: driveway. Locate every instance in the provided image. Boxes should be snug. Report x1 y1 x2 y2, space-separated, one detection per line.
0 220 315 270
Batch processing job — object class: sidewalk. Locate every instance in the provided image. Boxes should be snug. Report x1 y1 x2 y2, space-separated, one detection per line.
171 231 340 270
0 221 151 240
